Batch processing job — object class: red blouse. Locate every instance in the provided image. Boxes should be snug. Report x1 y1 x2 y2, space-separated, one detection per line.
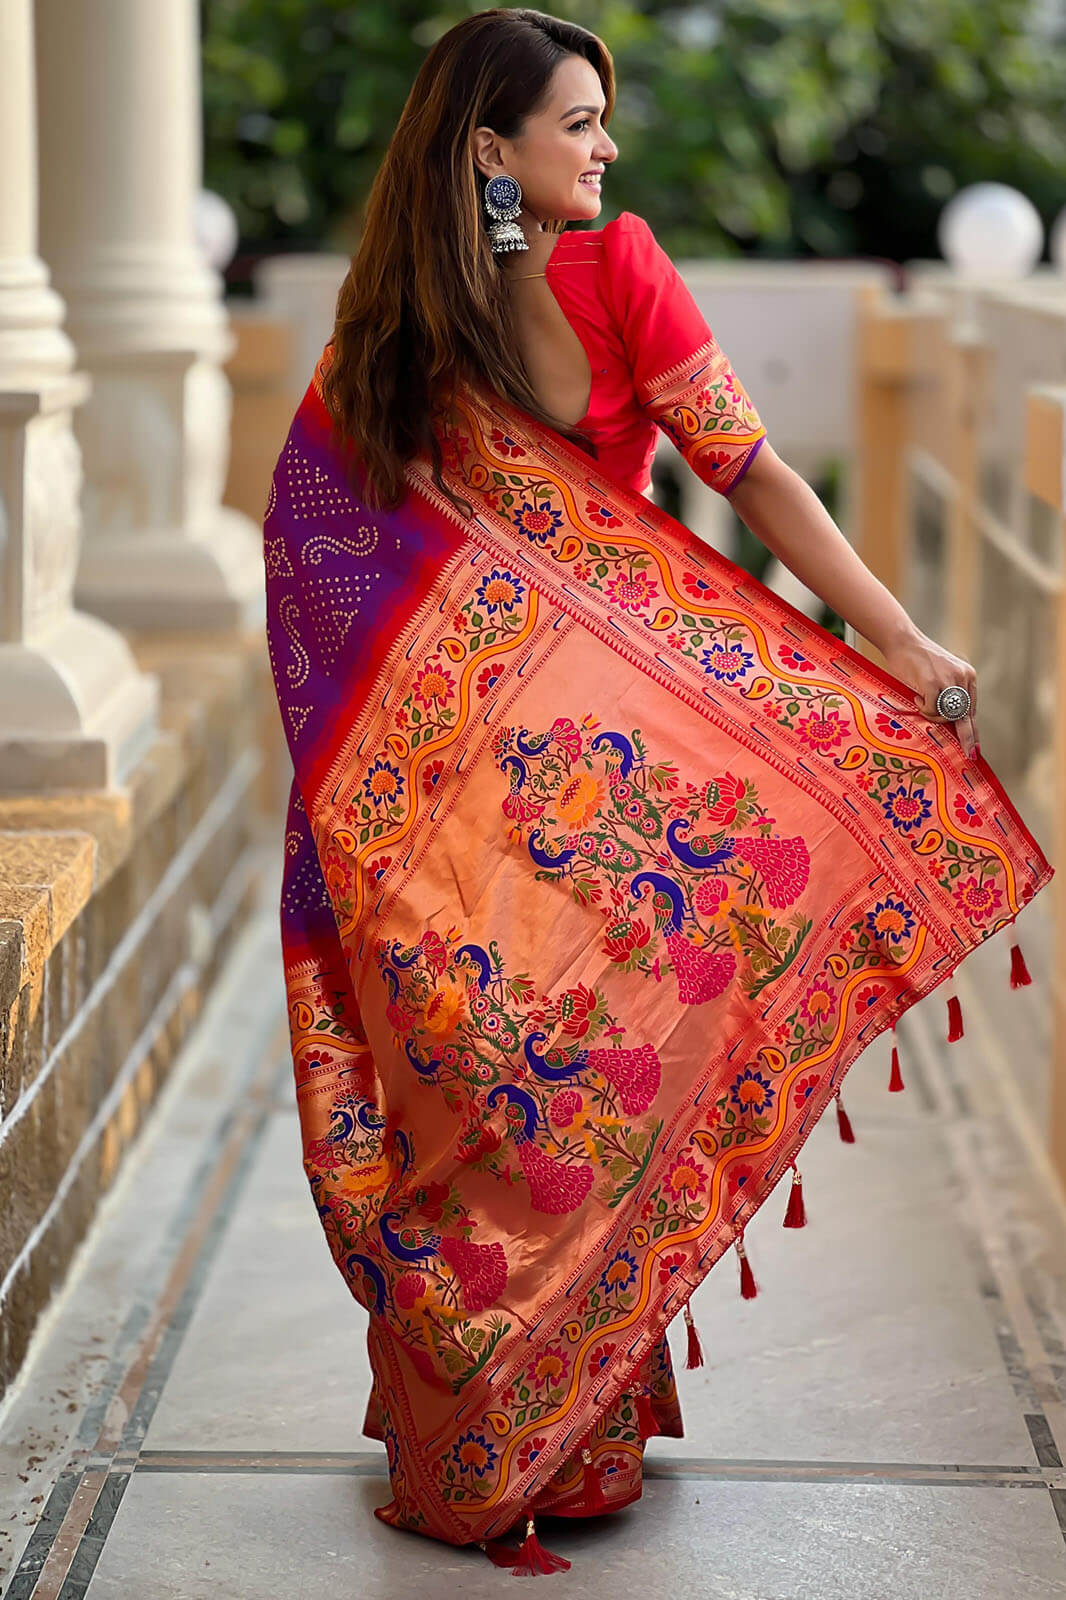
542 210 767 497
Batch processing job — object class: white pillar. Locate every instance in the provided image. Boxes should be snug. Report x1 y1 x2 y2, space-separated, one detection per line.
0 0 157 793
35 0 263 630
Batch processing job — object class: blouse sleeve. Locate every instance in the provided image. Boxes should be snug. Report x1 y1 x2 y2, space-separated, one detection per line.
603 211 767 496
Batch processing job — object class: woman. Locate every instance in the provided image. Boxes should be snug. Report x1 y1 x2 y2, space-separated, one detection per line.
263 7 1053 1576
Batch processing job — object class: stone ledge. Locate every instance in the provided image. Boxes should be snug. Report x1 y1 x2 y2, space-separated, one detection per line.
0 832 97 992
0 626 275 1023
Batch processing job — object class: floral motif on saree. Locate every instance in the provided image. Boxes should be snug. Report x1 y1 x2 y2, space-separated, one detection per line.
265 286 1052 1557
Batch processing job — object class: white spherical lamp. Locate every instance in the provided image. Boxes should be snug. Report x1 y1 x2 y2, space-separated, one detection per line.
195 189 240 271
937 182 1043 279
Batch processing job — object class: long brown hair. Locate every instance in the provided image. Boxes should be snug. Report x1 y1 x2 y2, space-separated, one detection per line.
321 8 615 519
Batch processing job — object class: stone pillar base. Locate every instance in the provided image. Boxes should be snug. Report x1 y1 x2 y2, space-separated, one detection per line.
74 507 265 631
0 375 159 794
0 610 159 792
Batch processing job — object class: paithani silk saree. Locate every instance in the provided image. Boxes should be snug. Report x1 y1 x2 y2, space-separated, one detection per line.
263 339 1054 1566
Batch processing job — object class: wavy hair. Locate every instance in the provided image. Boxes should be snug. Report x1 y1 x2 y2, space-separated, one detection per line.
321 8 615 519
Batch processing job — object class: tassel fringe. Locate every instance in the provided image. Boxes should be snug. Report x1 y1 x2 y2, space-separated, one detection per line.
783 1163 806 1227
835 1088 855 1143
485 1516 572 1576
888 1030 905 1092
736 1232 758 1299
635 1388 658 1436
683 1302 705 1369
1010 942 1032 988
580 1445 608 1513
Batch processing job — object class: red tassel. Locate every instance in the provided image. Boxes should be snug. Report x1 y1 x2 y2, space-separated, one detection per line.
783 1163 806 1227
683 1302 705 1369
736 1233 758 1299
580 1445 608 1513
835 1089 855 1143
1010 942 1032 988
946 992 964 1042
888 1041 905 1092
635 1389 658 1437
489 1517 572 1576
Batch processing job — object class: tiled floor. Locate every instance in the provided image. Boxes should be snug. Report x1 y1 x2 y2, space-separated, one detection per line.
2 900 1065 1598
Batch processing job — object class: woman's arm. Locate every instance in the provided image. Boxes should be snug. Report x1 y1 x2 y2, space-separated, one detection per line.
727 442 914 654
727 443 980 757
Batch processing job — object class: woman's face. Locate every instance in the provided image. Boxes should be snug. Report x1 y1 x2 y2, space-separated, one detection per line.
473 54 618 230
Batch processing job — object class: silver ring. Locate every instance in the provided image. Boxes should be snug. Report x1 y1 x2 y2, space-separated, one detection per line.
935 684 971 720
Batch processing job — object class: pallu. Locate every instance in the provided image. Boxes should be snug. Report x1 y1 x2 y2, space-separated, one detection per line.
263 339 1053 1570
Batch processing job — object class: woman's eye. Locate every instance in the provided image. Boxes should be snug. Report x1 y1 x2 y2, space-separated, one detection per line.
570 118 590 132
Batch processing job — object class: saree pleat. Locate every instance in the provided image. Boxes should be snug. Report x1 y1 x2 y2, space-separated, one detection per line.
265 339 1053 1554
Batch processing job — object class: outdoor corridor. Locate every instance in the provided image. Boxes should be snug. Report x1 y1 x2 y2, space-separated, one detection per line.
3 882 1066 1599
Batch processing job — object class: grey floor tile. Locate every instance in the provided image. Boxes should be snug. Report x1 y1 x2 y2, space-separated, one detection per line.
142 1112 372 1452
82 1471 1066 1599
144 1041 1036 1466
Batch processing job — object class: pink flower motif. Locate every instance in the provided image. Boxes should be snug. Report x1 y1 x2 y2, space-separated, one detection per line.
395 1272 428 1310
800 976 837 1026
550 716 584 760
531 1342 571 1388
693 877 730 917
605 569 659 614
549 1088 584 1128
665 1155 706 1197
413 658 455 710
795 708 848 753
953 874 1004 924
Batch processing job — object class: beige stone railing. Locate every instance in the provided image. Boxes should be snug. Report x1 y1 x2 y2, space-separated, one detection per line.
856 278 1065 1189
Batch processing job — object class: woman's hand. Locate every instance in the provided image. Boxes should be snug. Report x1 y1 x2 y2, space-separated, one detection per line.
878 625 980 758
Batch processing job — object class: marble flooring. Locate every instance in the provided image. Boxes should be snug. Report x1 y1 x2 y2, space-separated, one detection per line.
2 896 1065 1598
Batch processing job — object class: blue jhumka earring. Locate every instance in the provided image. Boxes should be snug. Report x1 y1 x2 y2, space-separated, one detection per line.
482 173 529 254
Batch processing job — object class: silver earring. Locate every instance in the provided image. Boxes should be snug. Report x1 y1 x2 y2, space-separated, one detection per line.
482 173 529 254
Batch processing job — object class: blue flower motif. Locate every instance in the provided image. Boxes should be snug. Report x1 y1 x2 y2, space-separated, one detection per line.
700 643 755 682
451 1429 498 1478
362 757 404 808
513 501 564 546
600 1248 639 1296
729 1066 775 1117
882 784 933 834
476 568 525 614
865 897 915 945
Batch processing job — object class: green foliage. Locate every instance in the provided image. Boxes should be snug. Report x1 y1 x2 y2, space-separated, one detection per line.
202 0 1066 264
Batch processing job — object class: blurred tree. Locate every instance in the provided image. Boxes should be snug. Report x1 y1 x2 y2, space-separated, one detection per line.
200 0 1066 264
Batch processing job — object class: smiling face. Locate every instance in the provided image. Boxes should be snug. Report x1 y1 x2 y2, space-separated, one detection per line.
472 53 618 235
